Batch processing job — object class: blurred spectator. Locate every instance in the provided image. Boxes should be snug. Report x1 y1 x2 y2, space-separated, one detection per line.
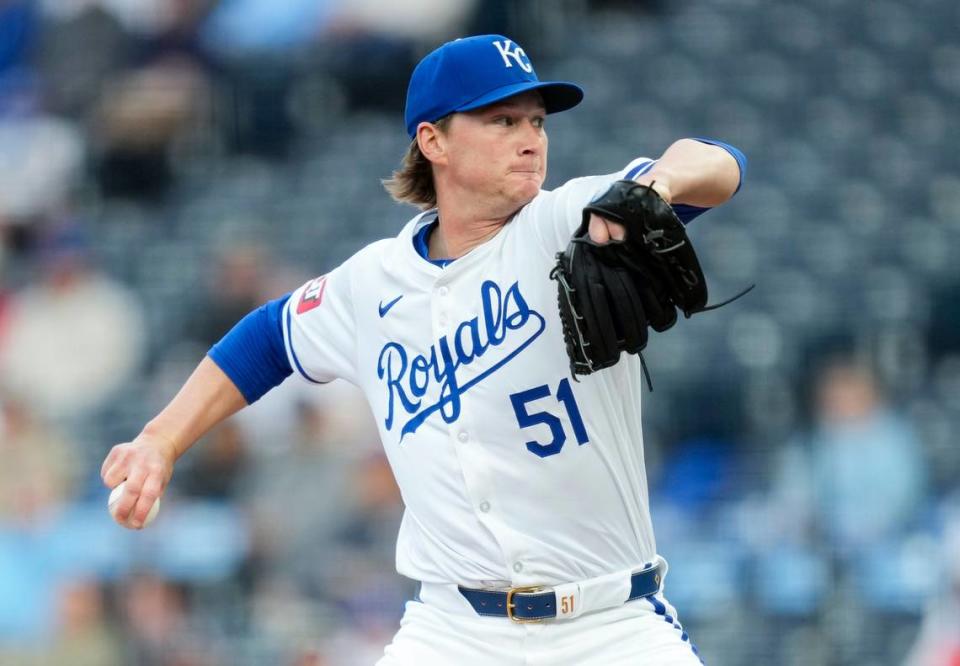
200 0 477 153
318 0 476 113
39 0 212 49
651 436 745 528
201 0 337 56
0 393 77 523
0 1 37 73
249 573 335 662
219 362 377 476
198 0 333 156
118 573 209 666
40 0 171 34
0 0 40 115
770 360 928 551
905 512 960 666
46 2 216 200
215 56 298 157
0 116 84 225
42 578 124 666
36 4 131 119
39 0 216 128
317 454 409 666
93 55 211 200
330 453 404 567
329 0 476 42
0 222 146 419
177 421 248 500
243 380 380 594
188 243 273 346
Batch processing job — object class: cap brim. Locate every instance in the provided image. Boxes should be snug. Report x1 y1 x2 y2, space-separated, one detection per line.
456 80 584 116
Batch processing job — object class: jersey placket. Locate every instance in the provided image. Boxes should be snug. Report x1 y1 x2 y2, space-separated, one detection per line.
432 272 524 584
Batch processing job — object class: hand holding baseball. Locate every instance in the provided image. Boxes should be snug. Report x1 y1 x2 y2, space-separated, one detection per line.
109 480 159 527
101 432 176 529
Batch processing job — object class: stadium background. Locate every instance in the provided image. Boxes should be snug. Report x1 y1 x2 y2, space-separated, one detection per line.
1 0 959 664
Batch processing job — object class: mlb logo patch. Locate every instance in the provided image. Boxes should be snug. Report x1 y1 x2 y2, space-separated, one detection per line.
297 276 327 314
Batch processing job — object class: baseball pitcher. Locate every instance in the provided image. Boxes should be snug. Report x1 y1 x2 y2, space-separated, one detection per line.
101 34 748 664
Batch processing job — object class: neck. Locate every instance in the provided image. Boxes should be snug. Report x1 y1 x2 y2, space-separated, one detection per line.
430 207 518 261
428 215 505 259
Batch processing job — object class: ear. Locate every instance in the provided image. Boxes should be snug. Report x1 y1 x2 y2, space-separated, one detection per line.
417 122 448 166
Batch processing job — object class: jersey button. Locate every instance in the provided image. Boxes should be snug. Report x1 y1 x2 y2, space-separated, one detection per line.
438 286 449 297
457 431 469 443
513 562 523 573
438 314 448 326
479 501 491 513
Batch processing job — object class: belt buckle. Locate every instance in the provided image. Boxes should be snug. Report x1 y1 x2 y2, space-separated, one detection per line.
506 585 546 623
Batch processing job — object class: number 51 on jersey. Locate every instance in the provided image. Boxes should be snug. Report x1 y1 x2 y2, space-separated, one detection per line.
509 378 589 458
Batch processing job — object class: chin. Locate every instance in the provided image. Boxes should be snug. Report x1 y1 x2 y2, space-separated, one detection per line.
496 175 542 212
515 177 543 199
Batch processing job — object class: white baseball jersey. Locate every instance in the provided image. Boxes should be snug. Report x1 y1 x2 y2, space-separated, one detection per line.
282 158 667 589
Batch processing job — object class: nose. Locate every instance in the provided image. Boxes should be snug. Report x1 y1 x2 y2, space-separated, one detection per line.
518 120 545 155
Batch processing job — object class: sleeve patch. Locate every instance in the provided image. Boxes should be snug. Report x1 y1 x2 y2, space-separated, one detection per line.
296 276 327 314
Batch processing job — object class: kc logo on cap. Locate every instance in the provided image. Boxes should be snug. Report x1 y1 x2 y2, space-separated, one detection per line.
403 34 584 138
492 39 533 73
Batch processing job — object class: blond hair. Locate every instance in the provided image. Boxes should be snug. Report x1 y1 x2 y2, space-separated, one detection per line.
382 116 451 210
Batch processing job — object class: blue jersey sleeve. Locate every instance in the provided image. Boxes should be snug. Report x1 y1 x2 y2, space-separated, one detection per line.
693 137 747 192
671 138 747 224
671 203 710 225
208 293 294 404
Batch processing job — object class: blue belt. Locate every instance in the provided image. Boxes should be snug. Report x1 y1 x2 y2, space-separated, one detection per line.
457 562 663 623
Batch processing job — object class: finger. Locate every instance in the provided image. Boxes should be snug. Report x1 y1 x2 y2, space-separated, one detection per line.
588 214 609 243
115 468 147 525
131 475 164 528
102 449 131 489
607 221 627 242
101 444 128 486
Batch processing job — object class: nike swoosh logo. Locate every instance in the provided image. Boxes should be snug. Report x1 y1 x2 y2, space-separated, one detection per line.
378 294 403 318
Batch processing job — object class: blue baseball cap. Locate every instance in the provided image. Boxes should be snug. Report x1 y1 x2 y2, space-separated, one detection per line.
404 34 584 138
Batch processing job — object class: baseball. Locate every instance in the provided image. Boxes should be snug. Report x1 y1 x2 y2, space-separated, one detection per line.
108 480 159 527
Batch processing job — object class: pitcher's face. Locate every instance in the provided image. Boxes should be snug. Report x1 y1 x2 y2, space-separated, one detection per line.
442 91 548 215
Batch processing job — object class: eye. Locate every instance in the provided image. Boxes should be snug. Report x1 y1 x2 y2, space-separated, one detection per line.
493 116 514 126
532 116 545 129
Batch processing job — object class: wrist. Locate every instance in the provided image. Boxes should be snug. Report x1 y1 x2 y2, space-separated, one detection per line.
140 423 180 464
635 172 674 205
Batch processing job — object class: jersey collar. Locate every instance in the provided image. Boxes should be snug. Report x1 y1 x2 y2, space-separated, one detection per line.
412 215 455 268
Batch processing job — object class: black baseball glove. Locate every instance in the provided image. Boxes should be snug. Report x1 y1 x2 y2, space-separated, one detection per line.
550 179 750 386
